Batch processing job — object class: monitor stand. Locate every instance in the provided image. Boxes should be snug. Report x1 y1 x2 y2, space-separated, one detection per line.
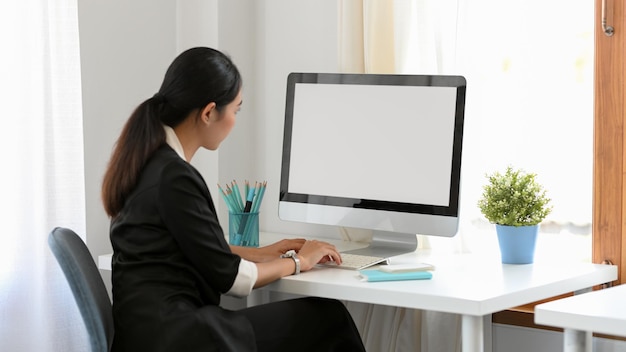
341 230 418 259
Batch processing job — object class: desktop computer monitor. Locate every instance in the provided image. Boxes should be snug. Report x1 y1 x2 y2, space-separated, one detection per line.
279 73 466 258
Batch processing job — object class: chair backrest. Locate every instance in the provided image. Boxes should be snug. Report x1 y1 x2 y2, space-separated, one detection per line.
48 227 114 352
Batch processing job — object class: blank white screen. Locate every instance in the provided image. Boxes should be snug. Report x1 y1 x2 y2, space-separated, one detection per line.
288 83 457 206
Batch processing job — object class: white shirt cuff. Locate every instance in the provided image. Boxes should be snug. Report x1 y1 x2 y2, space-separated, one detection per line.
225 258 258 297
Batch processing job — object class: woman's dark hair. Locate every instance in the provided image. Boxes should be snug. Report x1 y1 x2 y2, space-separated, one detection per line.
102 47 242 217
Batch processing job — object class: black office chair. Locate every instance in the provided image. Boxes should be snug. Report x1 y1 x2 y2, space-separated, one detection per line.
48 227 114 352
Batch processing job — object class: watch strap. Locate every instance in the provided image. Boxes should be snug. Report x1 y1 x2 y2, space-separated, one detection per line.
280 250 300 275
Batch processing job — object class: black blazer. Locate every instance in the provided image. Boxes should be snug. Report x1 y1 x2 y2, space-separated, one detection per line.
110 145 256 352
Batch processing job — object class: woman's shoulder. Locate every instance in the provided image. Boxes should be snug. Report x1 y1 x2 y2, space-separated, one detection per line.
151 144 184 164
134 145 192 187
148 145 206 185
146 145 188 172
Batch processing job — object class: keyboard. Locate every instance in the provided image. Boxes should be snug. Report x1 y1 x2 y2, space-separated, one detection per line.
321 253 389 270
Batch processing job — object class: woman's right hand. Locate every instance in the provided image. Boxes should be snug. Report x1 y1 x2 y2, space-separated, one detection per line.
296 240 342 271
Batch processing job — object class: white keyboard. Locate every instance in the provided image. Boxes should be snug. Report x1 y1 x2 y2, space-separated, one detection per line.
321 253 388 270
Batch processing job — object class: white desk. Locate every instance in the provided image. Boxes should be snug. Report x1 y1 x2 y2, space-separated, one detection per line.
535 284 626 352
98 232 617 352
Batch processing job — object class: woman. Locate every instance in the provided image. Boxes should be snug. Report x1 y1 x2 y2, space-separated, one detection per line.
101 47 366 352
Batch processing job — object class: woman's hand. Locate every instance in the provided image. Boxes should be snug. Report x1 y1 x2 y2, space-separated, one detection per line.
253 239 342 287
296 240 342 272
232 238 306 263
256 238 306 262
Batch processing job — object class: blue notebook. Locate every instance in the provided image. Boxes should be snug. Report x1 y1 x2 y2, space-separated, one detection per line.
358 269 433 282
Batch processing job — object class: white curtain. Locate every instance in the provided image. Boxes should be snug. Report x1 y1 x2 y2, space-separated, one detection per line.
339 0 460 74
0 1 88 351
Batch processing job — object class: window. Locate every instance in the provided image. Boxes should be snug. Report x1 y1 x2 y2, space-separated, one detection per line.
396 1 595 262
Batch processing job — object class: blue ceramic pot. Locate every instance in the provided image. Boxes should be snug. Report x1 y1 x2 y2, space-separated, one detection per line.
495 224 539 264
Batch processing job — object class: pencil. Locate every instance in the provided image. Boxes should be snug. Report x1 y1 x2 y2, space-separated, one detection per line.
252 181 267 213
231 180 244 212
218 184 236 212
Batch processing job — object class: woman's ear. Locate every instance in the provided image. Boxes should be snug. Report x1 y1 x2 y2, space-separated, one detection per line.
201 102 217 124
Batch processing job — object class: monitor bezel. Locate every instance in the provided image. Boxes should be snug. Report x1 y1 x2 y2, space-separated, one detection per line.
279 72 466 235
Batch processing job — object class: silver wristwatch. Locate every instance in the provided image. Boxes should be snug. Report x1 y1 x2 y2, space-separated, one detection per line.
280 249 300 275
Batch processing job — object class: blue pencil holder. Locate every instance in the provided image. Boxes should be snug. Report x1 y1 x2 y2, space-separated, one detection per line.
228 211 259 247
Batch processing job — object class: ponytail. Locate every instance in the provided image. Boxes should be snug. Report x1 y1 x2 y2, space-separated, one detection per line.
101 47 242 218
101 97 165 217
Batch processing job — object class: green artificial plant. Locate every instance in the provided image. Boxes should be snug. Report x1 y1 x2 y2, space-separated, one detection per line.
478 166 552 226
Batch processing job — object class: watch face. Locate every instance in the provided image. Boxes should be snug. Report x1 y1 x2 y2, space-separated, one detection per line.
282 250 296 258
279 250 299 274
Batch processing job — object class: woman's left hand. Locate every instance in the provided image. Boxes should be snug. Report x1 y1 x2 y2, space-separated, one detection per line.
256 238 306 262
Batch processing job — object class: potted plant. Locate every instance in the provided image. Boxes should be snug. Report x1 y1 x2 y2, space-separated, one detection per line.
478 166 552 264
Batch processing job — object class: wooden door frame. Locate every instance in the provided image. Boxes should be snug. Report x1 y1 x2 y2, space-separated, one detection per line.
593 0 626 284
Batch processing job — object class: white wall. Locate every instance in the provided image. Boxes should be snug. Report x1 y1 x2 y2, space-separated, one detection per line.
78 0 178 291
218 0 343 239
77 1 625 351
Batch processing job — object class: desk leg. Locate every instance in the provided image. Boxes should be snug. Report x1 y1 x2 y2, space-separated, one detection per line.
462 315 484 352
563 329 592 352
483 315 492 352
